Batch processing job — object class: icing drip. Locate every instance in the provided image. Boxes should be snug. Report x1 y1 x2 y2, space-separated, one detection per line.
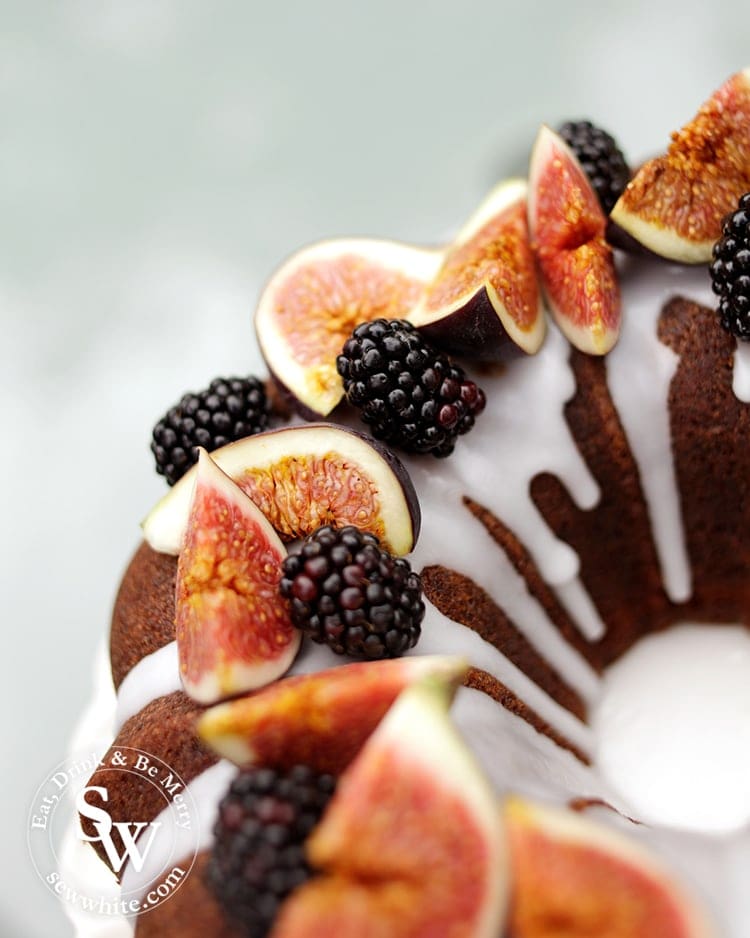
115 642 181 731
431 323 600 587
553 579 606 642
402 322 607 648
606 259 713 604
410 486 600 702
454 687 614 807
733 340 750 402
414 600 593 756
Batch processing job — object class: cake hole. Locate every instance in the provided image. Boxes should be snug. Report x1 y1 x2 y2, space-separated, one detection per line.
592 623 750 835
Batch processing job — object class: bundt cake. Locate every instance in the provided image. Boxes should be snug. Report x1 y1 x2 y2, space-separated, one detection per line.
55 68 750 937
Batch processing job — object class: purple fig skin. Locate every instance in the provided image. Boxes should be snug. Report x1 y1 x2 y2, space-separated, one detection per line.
414 287 530 363
268 367 337 422
358 429 422 546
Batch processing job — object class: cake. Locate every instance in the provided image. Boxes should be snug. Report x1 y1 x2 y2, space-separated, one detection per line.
60 69 750 936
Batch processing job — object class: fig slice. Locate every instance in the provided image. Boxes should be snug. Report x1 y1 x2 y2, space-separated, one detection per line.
528 124 621 355
408 179 546 359
505 798 717 937
271 675 508 938
197 655 467 773
175 449 300 704
255 239 443 417
611 68 750 264
142 423 420 557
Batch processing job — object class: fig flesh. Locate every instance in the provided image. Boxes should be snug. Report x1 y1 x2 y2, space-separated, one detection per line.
198 655 467 773
175 450 300 704
408 179 545 359
611 68 750 264
142 423 421 557
255 239 443 417
506 798 716 937
528 124 621 354
271 676 508 938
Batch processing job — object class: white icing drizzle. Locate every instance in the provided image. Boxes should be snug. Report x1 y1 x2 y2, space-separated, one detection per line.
554 579 606 642
439 322 600 587
733 340 750 402
414 600 593 756
606 259 713 604
453 686 615 808
409 487 600 700
115 642 181 731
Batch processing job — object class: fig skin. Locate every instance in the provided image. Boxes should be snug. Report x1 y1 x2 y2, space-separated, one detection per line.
267 367 325 423
142 423 421 558
410 179 545 360
413 284 540 362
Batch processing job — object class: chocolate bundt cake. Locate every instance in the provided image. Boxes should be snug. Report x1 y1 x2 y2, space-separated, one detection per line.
61 70 750 937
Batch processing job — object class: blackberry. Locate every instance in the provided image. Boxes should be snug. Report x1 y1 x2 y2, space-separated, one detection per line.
205 764 335 938
710 192 750 340
336 319 485 458
558 120 630 214
280 524 424 659
151 376 270 485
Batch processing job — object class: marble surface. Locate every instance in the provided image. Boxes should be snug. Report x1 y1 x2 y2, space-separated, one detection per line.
3 1 749 935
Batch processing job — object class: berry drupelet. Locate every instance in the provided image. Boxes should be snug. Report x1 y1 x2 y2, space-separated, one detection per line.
151 376 271 485
336 318 486 458
206 764 335 938
558 120 630 214
710 192 750 340
280 524 424 659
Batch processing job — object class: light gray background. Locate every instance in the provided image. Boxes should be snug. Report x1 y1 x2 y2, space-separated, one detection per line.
3 1 748 935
